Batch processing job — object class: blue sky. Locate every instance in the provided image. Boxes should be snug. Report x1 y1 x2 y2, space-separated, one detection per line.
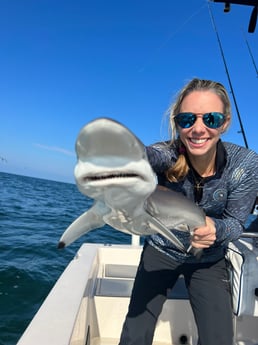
0 0 257 183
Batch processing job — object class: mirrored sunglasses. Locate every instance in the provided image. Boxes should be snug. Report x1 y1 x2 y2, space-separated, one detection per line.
174 112 226 129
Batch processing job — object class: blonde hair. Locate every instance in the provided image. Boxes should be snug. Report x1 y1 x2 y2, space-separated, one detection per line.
166 78 232 182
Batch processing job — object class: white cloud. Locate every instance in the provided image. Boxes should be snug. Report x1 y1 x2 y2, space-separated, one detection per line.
34 143 75 157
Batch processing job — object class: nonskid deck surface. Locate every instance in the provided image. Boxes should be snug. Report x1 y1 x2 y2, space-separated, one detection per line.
91 338 172 345
92 340 258 345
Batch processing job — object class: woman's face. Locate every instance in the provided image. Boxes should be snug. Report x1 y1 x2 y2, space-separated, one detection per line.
177 90 229 159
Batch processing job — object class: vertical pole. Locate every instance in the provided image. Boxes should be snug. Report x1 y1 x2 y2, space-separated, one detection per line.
208 2 249 148
242 29 258 77
131 235 140 246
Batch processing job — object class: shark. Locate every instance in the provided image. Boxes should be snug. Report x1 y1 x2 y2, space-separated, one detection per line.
58 118 206 256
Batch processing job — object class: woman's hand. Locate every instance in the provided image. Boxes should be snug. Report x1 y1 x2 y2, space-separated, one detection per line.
191 216 216 249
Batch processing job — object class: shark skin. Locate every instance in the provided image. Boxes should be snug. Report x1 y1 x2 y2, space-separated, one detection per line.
58 118 206 255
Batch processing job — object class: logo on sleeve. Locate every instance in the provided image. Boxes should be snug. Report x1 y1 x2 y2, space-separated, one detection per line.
213 189 227 201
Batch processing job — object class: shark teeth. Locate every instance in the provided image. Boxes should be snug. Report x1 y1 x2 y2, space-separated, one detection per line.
82 173 140 182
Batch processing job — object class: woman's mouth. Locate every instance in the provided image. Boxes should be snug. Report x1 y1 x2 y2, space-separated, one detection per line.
189 138 208 145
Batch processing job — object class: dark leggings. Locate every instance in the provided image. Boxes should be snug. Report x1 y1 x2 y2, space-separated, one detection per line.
118 244 234 345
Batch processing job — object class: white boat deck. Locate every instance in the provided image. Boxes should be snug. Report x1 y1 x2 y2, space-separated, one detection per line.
17 243 258 345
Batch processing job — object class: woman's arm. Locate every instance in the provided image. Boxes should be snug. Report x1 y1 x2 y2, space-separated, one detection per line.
146 142 175 173
213 150 258 245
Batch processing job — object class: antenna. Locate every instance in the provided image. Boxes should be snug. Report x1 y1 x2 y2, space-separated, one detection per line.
242 29 258 77
208 2 249 148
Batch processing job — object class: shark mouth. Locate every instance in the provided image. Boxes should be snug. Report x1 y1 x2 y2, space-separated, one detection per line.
82 172 142 183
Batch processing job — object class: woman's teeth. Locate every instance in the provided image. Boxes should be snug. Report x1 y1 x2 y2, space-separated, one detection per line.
190 138 207 144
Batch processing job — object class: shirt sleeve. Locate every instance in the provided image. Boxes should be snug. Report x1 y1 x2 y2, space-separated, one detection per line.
146 142 174 173
213 149 258 246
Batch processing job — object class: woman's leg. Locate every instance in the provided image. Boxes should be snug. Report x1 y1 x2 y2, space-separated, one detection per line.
118 244 180 345
184 258 234 345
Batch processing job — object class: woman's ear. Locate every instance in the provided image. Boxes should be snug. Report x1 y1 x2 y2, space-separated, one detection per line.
221 116 231 133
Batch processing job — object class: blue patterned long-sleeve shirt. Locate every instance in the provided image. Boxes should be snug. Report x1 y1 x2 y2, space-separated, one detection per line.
145 141 258 263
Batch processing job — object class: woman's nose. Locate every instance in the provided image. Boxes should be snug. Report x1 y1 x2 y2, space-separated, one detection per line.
192 116 206 132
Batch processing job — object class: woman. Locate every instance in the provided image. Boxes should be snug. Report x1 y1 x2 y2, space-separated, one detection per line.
118 78 258 345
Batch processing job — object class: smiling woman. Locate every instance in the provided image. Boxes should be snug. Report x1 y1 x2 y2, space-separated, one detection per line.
118 78 258 345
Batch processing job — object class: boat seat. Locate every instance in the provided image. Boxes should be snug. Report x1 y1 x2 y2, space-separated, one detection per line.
95 264 189 299
105 264 137 278
95 278 134 297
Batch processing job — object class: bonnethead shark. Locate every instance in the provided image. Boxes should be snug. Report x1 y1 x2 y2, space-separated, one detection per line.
58 118 206 255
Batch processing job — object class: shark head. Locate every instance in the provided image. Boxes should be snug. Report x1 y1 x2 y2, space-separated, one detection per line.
74 118 157 207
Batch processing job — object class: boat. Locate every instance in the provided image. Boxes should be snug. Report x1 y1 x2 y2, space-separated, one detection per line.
17 209 258 345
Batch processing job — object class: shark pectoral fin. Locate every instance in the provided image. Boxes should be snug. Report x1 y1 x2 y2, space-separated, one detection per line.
146 214 186 253
58 202 107 248
186 245 203 259
173 223 190 232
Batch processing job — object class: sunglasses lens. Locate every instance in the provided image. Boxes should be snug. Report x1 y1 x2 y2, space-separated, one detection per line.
175 112 226 129
174 113 196 128
203 112 225 128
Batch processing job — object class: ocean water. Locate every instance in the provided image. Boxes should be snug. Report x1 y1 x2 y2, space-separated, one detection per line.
0 172 131 345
